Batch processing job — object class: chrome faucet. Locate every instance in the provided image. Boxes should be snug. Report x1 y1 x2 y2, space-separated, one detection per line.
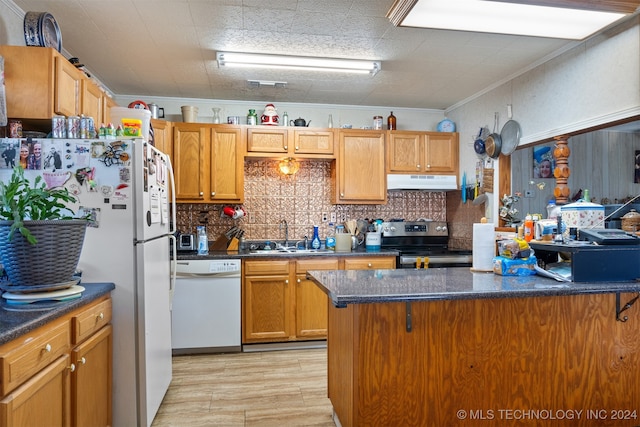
279 219 289 248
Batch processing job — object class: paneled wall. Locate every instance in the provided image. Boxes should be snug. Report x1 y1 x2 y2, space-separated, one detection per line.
511 130 640 220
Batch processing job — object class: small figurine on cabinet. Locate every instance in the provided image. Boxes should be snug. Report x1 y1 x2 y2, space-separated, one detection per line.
260 103 279 125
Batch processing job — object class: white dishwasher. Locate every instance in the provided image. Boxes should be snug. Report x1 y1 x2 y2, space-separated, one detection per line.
171 259 241 354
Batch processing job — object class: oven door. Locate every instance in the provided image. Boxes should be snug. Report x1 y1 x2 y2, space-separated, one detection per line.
398 253 473 268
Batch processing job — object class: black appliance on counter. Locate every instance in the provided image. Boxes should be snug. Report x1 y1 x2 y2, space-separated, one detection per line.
380 220 472 268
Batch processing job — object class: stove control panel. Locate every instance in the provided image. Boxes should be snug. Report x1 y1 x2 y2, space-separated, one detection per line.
381 221 448 237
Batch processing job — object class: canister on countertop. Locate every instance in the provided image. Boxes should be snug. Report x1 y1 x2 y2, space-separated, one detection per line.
373 116 383 130
621 209 640 232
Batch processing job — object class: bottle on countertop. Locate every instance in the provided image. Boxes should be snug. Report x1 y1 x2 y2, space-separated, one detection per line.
247 109 258 125
328 114 333 128
311 225 321 249
583 189 590 202
523 215 534 242
326 222 336 251
546 198 561 220
282 111 289 126
196 226 208 255
387 111 396 130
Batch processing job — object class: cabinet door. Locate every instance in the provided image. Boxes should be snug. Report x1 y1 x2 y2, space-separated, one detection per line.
246 127 288 154
424 133 459 173
210 126 244 202
243 274 291 342
102 95 117 126
71 325 112 427
294 258 338 339
80 79 103 125
387 132 422 172
151 119 172 158
336 130 386 204
173 124 207 201
0 355 70 427
54 55 81 117
292 130 334 156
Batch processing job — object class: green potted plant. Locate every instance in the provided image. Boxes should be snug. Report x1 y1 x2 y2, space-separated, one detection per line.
0 166 87 288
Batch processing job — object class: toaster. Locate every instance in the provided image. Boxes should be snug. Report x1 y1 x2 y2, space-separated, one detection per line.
177 233 196 252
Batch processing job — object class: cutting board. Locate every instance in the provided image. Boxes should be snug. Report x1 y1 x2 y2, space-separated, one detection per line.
2 285 85 304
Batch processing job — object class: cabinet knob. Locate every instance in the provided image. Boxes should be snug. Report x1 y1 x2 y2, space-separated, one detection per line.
77 357 86 365
44 343 52 353
199 191 204 196
426 164 431 168
285 279 289 284
284 145 288 150
211 192 215 197
97 312 104 321
297 278 301 284
69 363 76 372
295 146 299 151
368 263 373 268
416 164 420 169
340 193 344 197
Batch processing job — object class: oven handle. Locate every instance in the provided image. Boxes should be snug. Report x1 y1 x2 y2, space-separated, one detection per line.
399 255 473 265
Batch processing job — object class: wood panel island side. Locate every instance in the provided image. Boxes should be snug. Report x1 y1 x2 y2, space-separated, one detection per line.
307 268 640 427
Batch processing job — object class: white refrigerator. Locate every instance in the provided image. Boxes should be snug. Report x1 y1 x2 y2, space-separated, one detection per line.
0 137 174 427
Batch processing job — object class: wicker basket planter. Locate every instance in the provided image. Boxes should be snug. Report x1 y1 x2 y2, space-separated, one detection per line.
0 219 87 287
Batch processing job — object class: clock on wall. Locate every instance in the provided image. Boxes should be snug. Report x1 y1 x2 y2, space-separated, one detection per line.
436 118 456 132
24 12 62 52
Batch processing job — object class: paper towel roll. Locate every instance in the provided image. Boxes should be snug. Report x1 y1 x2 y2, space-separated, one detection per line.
472 223 495 272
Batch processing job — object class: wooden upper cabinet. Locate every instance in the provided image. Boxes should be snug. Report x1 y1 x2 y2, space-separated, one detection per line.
81 79 103 124
291 129 334 156
210 126 245 203
0 46 81 119
172 124 244 204
334 130 386 204
246 126 334 158
173 124 207 201
387 131 459 175
246 126 288 154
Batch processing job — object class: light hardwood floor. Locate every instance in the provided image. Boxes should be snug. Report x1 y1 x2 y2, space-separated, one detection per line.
151 348 334 426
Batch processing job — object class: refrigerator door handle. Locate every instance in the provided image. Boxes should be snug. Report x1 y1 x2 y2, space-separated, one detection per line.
169 234 176 303
167 155 177 235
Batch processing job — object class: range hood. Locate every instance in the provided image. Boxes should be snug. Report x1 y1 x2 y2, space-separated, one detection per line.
387 174 458 191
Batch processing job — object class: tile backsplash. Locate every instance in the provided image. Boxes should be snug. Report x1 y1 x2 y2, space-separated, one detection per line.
176 159 481 250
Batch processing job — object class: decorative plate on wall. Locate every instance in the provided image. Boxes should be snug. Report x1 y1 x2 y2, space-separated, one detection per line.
24 11 62 52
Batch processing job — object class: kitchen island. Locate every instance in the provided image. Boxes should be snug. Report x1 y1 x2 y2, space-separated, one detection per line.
307 268 640 427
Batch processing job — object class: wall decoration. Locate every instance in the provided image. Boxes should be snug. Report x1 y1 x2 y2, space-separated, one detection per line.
635 151 640 183
533 144 555 179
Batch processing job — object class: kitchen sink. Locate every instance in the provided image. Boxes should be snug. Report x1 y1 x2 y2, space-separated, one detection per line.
249 248 333 255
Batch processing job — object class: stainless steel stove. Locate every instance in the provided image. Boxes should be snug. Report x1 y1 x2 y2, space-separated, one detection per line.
380 221 472 268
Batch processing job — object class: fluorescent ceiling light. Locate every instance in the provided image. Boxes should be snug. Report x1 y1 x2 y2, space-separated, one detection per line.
391 0 627 39
217 52 381 76
247 80 288 88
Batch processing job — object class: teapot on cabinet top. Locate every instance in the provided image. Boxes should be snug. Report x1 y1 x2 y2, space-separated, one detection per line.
290 117 311 127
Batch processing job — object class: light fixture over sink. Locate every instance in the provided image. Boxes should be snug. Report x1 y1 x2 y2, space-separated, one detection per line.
217 52 381 76
278 158 300 175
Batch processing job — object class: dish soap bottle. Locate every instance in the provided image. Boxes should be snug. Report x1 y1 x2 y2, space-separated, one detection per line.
326 223 336 251
197 226 208 255
311 225 321 249
523 215 534 242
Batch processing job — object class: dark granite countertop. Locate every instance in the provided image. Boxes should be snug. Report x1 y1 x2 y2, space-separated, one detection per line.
0 282 115 346
175 248 399 260
307 268 640 307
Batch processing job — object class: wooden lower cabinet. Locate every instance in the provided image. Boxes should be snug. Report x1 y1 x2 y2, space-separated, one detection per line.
242 256 395 344
0 296 113 427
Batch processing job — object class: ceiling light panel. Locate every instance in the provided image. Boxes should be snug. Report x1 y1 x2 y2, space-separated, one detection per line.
217 52 381 75
396 0 626 39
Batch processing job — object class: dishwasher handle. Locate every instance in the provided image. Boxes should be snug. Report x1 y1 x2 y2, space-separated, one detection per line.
175 271 241 279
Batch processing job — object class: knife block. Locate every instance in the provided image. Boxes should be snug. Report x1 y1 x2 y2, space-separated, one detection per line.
210 234 229 251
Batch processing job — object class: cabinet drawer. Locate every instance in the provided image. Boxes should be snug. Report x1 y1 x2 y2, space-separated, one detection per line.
72 298 112 344
296 258 339 274
244 260 290 275
0 321 71 396
343 257 396 270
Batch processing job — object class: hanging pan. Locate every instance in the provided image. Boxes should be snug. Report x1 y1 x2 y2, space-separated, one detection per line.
473 127 489 157
485 112 501 159
500 105 521 156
